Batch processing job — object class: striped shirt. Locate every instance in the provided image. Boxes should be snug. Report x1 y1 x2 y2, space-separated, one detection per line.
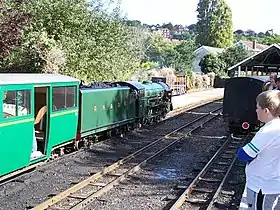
243 118 280 194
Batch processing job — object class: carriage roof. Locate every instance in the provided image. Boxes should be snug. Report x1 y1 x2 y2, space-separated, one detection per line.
0 74 80 85
247 76 269 82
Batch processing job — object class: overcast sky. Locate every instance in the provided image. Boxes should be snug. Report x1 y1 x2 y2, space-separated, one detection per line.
119 0 280 34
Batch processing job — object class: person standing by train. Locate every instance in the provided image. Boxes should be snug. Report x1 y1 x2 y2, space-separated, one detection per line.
237 90 280 209
268 73 278 90
275 77 280 90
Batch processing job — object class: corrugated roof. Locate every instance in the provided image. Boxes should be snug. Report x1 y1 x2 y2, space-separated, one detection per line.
0 74 80 85
240 40 269 51
228 44 280 71
194 46 225 54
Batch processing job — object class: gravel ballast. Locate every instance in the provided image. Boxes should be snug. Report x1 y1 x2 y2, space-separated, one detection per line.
83 114 234 210
0 100 226 210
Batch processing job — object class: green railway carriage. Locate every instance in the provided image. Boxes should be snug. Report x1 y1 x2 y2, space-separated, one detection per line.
78 86 137 138
0 74 173 179
0 74 79 177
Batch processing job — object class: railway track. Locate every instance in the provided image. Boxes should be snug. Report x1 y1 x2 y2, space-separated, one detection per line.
30 105 222 210
168 134 250 210
0 98 222 187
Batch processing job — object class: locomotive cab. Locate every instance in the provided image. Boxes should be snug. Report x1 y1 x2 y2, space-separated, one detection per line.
112 81 146 119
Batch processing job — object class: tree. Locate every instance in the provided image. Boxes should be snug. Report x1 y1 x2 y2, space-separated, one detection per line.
234 30 244 35
187 24 196 32
0 1 30 60
258 32 266 38
219 45 250 70
124 20 142 27
0 0 145 82
196 0 233 48
200 45 250 75
262 35 280 45
145 31 175 66
199 53 226 74
171 39 196 74
162 22 174 31
145 32 196 74
245 29 257 37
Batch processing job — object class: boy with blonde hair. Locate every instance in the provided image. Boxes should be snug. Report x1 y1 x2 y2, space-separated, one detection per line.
237 90 280 209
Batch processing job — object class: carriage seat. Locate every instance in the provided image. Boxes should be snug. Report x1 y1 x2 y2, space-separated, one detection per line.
34 106 47 142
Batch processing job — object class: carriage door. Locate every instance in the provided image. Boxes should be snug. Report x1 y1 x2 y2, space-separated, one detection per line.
33 86 50 156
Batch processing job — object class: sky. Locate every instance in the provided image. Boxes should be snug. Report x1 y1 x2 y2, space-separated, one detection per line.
119 0 280 34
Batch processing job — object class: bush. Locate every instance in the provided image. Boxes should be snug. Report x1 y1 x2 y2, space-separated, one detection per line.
0 0 145 82
140 61 158 70
199 45 250 77
199 54 226 75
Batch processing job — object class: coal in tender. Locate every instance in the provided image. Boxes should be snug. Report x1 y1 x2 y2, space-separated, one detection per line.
80 81 121 89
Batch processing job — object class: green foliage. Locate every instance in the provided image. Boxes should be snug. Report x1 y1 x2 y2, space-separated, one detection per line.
2 0 276 81
0 1 31 60
140 61 158 70
0 0 145 83
199 53 225 74
262 35 280 45
0 31 59 73
145 32 196 74
233 29 280 45
124 20 142 27
145 32 175 66
196 0 233 48
168 39 196 74
219 45 250 70
200 45 250 76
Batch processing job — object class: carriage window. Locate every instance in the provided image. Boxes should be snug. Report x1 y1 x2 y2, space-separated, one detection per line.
3 90 31 118
52 86 76 111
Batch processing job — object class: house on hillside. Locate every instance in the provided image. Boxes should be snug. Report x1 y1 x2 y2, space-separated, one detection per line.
233 40 269 55
150 27 172 39
193 46 225 73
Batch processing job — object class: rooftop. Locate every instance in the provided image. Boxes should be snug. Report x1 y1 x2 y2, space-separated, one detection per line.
0 74 80 85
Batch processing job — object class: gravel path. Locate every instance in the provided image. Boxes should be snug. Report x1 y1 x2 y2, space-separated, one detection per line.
83 114 229 210
0 100 223 210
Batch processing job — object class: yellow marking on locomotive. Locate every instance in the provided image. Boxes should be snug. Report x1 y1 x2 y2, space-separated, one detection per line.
0 118 34 127
51 109 78 117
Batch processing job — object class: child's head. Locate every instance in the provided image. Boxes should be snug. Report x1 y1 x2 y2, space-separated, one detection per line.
256 90 280 122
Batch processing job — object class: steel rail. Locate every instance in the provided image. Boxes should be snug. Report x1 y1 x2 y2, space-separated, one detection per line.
169 134 248 210
70 111 221 210
31 107 222 210
169 135 232 210
206 135 249 210
0 98 221 186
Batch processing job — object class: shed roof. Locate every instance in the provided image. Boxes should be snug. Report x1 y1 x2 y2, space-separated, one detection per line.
0 74 80 85
228 44 280 71
194 46 225 55
237 40 269 51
